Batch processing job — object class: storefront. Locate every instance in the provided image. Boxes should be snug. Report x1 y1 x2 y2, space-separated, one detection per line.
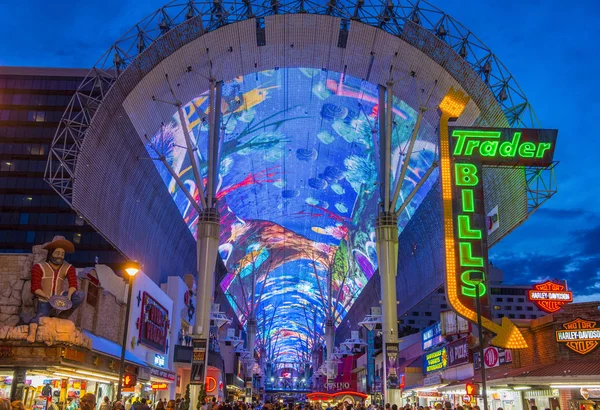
0 343 147 409
127 272 176 400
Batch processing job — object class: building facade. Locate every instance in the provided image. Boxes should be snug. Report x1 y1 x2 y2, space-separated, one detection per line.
0 67 127 271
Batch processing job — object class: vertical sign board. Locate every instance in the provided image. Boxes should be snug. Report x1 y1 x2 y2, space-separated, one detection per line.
443 124 557 347
385 343 399 389
139 292 169 353
367 329 375 392
190 338 208 385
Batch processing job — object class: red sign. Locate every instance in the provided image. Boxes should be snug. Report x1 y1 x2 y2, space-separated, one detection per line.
139 292 169 353
466 383 478 396
528 281 573 313
123 374 137 388
206 377 217 392
151 382 168 390
484 347 499 367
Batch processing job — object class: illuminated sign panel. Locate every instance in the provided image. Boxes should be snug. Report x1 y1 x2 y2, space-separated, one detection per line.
139 292 169 353
528 280 573 313
449 128 557 167
422 322 444 351
438 91 557 349
556 318 600 355
423 346 447 373
151 382 168 390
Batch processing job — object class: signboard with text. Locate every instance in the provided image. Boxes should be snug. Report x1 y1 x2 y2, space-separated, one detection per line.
528 280 572 313
422 322 444 351
190 338 207 385
139 292 169 353
474 346 512 369
385 343 400 389
438 98 557 349
556 317 600 355
423 346 447 373
446 337 470 367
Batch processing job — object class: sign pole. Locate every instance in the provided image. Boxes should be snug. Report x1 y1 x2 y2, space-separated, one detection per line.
475 282 488 410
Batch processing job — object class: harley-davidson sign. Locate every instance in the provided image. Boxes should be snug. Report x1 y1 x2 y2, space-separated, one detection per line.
528 281 572 313
556 317 600 355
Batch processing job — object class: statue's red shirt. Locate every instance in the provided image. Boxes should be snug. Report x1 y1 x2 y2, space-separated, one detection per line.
31 262 78 297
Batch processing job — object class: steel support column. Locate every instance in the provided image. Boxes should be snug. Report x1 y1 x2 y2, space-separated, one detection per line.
375 212 399 404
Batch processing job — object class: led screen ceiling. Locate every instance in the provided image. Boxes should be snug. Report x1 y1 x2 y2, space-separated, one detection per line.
146 68 438 361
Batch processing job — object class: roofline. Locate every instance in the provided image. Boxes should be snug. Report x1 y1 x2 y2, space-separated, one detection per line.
0 66 90 77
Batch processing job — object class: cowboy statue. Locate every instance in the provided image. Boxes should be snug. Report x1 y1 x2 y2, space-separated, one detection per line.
26 236 85 325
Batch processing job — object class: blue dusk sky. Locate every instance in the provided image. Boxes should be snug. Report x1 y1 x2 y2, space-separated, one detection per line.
1 0 599 301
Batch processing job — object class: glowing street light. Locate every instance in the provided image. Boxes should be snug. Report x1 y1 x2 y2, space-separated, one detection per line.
117 260 140 400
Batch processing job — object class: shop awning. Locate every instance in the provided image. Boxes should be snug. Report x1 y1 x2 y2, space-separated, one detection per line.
486 359 600 386
83 331 148 367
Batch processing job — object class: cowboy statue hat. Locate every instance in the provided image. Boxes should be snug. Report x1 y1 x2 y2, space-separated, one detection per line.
42 235 75 253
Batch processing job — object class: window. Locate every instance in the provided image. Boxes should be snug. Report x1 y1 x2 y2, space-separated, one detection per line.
529 315 537 319
86 282 99 307
412 312 419 316
496 297 503 302
26 231 35 243
505 306 512 311
408 320 415 325
425 312 432 317
527 306 533 311
508 314 515 319
19 213 29 224
519 314 526 319
507 298 514 302
518 298 524 303
516 306 523 311
498 314 505 318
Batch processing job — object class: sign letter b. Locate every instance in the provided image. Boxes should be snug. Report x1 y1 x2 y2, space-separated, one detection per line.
455 163 479 186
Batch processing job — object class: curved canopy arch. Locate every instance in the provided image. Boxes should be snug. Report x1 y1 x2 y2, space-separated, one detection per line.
45 1 547 364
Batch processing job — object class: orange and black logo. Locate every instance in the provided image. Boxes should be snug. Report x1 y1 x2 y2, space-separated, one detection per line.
555 317 600 355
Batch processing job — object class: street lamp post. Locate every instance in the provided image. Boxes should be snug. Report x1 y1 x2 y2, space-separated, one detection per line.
469 271 488 410
117 261 140 401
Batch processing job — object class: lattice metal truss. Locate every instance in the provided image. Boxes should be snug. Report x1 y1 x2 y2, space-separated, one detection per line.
45 0 555 215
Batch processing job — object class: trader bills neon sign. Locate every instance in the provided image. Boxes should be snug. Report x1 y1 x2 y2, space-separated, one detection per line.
438 87 558 349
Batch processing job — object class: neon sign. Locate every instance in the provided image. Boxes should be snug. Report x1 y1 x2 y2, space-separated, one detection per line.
438 88 558 349
556 317 600 355
151 382 168 390
528 280 573 313
451 128 556 166
423 346 447 373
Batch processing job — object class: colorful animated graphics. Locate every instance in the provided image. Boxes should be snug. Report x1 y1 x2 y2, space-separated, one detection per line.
147 68 439 362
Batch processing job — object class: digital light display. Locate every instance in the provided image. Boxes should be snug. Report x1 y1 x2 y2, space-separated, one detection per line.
556 317 600 355
423 346 447 373
147 68 439 361
528 280 573 313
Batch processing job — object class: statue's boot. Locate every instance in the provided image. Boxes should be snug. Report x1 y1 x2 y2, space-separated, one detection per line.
27 323 38 343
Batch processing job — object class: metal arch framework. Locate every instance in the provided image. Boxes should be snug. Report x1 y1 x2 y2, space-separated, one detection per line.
45 0 553 208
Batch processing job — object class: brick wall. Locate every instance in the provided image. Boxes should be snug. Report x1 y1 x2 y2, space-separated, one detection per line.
0 253 34 326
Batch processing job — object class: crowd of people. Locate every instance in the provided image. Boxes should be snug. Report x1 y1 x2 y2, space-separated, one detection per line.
0 395 552 410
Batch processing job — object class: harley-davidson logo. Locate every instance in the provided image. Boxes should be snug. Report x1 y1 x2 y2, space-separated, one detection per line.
555 317 600 355
528 280 573 313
